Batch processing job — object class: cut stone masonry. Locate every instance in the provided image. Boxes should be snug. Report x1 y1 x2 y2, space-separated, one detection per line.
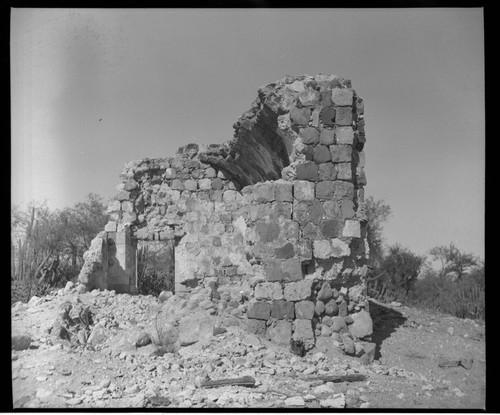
79 73 371 352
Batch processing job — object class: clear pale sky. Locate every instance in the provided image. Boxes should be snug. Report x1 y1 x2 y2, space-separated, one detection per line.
11 8 484 259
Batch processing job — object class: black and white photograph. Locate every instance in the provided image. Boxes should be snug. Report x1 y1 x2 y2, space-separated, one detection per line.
10 7 485 410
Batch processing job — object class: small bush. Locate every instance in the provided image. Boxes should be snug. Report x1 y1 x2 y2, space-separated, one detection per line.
137 266 174 297
11 279 52 304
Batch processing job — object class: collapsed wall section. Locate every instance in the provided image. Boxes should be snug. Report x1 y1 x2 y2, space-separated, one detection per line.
78 73 371 352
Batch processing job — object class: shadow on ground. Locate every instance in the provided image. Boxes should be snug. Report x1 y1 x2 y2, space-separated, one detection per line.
369 299 407 360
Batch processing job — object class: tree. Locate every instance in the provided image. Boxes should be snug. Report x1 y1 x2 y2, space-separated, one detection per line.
381 244 426 296
364 196 392 267
429 243 479 281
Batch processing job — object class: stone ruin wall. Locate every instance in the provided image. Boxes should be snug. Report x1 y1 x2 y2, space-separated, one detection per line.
79 73 372 350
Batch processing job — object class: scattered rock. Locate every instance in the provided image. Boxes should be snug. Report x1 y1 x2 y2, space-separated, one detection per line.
12 331 32 351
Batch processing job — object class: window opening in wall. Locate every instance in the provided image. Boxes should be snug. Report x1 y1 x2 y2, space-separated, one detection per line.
137 240 174 296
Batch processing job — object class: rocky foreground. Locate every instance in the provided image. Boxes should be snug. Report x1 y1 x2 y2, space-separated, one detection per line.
11 284 485 409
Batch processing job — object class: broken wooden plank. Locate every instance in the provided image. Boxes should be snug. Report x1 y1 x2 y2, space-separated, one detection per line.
200 375 256 389
302 373 367 383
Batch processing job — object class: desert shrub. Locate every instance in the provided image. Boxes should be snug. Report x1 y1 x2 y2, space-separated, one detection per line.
150 310 179 355
11 278 52 304
137 267 174 296
407 268 484 320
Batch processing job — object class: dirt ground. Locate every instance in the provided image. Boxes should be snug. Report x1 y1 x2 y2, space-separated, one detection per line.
11 292 486 409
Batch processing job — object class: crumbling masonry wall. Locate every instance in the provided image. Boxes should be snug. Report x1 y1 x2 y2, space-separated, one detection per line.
79 73 371 350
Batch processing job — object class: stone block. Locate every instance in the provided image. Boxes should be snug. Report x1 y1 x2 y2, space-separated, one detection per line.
121 201 134 212
293 319 315 350
296 162 319 182
338 301 348 317
357 169 367 186
255 282 283 301
336 163 352 181
171 179 184 190
311 108 321 127
315 300 325 316
275 181 293 202
164 168 176 179
271 300 295 319
290 106 311 125
316 181 335 200
358 151 366 168
254 182 275 202
281 219 300 239
281 258 303 282
274 242 295 259
247 300 271 320
330 316 346 332
313 239 332 259
317 282 333 302
331 88 353 106
256 219 281 243
320 90 333 107
335 107 353 126
296 239 312 260
319 128 335 145
307 203 325 225
333 181 355 200
123 180 138 191
211 178 224 190
303 222 320 239
223 190 239 202
105 221 117 232
331 238 351 257
342 220 361 238
205 167 217 178
349 310 373 339
268 321 292 346
284 279 313 301
295 300 315 320
116 190 131 201
318 163 337 181
330 145 352 163
198 178 212 190
294 180 315 201
313 145 332 164
298 88 320 106
299 127 320 145
341 199 355 219
246 319 267 336
336 127 355 145
325 299 339 316
265 261 282 282
320 106 336 126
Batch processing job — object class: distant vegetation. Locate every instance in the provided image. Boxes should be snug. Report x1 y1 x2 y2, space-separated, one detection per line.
11 193 108 303
365 197 484 320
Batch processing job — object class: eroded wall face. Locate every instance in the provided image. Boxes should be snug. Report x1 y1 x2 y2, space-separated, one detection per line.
80 73 370 348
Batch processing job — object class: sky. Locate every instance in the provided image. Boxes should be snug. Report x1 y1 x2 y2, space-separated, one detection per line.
11 8 484 259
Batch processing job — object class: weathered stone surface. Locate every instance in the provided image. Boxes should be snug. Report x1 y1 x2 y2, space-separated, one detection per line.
303 222 320 239
331 88 353 106
299 127 320 145
296 239 312 259
247 300 271 320
254 182 275 202
319 128 335 145
265 261 282 282
275 180 293 202
330 145 352 163
12 330 32 351
274 242 295 259
178 313 213 346
330 316 346 332
198 178 212 190
338 301 348 317
336 163 352 181
341 199 355 219
88 324 108 347
335 107 353 126
295 300 315 320
349 310 373 339
325 299 339 317
271 300 295 319
336 127 355 145
294 180 315 201
313 145 332 164
342 219 361 238
254 282 283 301
78 233 107 290
296 162 319 182
293 319 315 350
281 258 303 282
315 300 325 316
317 282 333 302
298 88 320 106
255 220 280 243
246 318 267 336
313 239 332 259
290 107 311 125
316 181 335 200
284 279 313 301
318 163 337 181
333 181 355 200
320 106 336 126
320 218 343 238
331 238 351 257
268 320 292 345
